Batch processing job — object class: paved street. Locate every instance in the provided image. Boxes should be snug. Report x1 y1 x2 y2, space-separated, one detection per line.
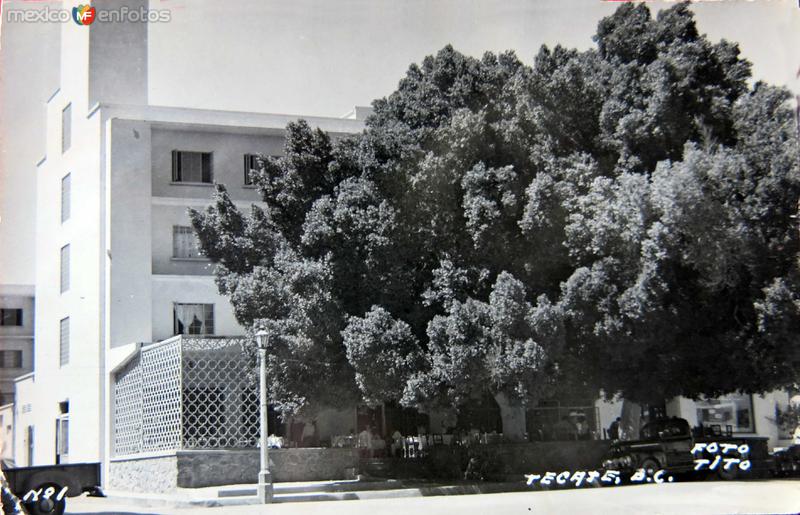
64 480 800 515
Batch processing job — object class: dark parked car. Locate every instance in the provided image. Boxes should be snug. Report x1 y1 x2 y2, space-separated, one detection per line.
773 444 800 477
1 461 102 515
602 417 773 481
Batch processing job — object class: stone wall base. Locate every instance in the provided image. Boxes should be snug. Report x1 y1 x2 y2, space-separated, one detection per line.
108 454 178 493
109 448 361 492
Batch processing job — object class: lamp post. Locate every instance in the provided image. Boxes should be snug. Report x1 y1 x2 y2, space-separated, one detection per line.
254 327 273 503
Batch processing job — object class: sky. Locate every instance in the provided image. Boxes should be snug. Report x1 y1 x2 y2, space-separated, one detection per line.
147 0 800 117
1 0 799 285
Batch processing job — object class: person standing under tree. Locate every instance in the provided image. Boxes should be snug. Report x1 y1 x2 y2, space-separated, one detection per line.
609 417 621 440
358 425 374 458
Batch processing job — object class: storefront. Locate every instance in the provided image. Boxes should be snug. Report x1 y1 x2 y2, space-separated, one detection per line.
596 391 793 449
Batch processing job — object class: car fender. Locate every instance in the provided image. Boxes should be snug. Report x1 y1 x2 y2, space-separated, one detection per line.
21 471 81 499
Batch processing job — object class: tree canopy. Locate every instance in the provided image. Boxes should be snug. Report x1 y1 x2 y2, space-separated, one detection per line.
190 2 800 419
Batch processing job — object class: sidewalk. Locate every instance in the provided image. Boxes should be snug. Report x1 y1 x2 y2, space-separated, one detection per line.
102 478 535 509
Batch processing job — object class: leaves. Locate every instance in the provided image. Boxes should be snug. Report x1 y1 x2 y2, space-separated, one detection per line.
343 306 422 405
191 1 800 416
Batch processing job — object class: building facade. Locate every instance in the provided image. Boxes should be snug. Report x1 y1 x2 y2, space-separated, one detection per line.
14 0 365 478
0 285 34 409
0 284 34 464
595 391 794 449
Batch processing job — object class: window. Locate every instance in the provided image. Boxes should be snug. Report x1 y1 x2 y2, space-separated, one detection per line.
59 317 70 366
0 308 22 326
0 351 23 368
174 303 214 335
60 244 70 293
172 226 203 259
696 394 754 433
56 416 69 463
171 151 212 183
62 103 71 153
61 173 71 223
243 154 259 186
244 154 278 186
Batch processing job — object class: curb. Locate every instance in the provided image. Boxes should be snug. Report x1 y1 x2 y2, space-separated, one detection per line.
102 481 537 508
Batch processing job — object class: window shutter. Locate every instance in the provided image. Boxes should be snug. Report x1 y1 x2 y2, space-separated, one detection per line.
181 227 192 257
204 304 214 335
172 226 180 257
60 245 70 293
62 104 72 153
172 150 181 182
173 304 180 335
60 317 70 366
57 418 69 455
61 174 71 223
202 153 212 183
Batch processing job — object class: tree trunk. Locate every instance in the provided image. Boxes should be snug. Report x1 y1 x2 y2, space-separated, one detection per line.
494 392 527 442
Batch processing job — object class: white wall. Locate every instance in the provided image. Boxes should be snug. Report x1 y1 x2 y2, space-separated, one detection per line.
595 395 623 439
665 397 697 426
752 391 792 448
13 375 37 466
0 403 14 462
108 118 153 349
667 391 791 449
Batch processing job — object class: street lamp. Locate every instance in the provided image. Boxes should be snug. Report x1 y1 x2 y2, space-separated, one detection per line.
254 327 273 503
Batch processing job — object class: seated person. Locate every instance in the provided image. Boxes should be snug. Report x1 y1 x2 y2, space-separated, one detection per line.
554 416 578 440
574 414 590 440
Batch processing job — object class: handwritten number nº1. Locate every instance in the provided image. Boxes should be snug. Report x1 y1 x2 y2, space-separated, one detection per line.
22 485 68 503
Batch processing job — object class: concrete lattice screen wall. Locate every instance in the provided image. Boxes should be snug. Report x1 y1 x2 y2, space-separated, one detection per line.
107 334 385 489
112 336 259 455
109 335 365 490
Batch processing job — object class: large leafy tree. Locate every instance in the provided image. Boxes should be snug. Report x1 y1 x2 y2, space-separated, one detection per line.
190 2 800 431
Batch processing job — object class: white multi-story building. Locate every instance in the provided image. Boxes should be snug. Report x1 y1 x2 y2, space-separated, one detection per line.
0 284 34 464
13 0 364 475
0 285 34 408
